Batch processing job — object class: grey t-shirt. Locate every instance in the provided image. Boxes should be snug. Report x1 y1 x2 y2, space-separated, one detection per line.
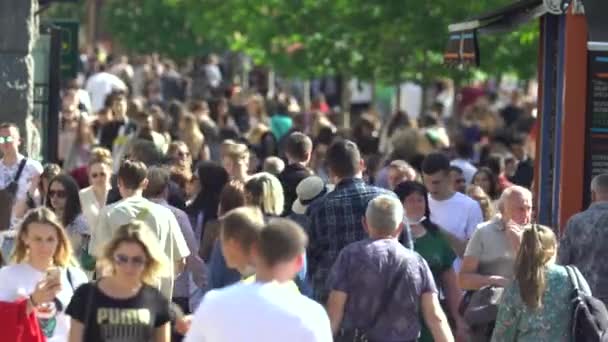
464 216 516 279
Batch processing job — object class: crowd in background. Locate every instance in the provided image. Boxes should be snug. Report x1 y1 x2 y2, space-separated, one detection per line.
3 50 604 342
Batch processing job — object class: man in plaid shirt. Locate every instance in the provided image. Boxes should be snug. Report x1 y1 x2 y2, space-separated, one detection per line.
307 139 404 303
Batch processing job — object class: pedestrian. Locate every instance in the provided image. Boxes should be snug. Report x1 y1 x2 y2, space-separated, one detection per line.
144 166 207 319
449 165 467 193
89 159 190 300
307 139 395 302
558 173 608 305
386 159 417 190
326 195 453 342
421 152 484 268
0 122 43 230
221 141 250 182
450 140 477 184
394 181 466 341
0 208 88 342
278 132 313 215
45 174 89 261
184 217 332 342
472 167 500 200
244 172 285 218
79 147 113 230
491 225 573 341
67 221 172 342
466 185 495 221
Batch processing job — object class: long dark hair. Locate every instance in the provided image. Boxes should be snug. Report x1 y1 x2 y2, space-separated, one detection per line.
393 181 440 234
515 224 557 309
45 174 82 227
473 167 500 199
186 161 229 223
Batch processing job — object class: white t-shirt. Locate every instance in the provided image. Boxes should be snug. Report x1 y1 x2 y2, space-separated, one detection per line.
450 158 478 184
85 71 127 112
0 263 88 342
428 192 484 269
184 282 333 342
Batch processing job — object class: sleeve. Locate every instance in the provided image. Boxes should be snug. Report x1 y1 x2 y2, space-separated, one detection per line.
168 213 191 260
306 207 322 279
306 305 334 342
154 291 171 327
65 283 90 322
490 283 520 342
325 248 350 293
465 201 484 240
464 225 484 258
208 241 241 289
418 256 438 294
89 207 110 257
557 218 576 265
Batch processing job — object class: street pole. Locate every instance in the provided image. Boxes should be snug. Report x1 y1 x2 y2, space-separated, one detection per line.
0 0 37 154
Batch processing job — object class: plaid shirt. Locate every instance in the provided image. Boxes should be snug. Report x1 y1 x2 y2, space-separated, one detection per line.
308 178 393 302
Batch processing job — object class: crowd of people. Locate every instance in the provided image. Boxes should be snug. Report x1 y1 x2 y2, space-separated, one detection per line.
0 52 605 342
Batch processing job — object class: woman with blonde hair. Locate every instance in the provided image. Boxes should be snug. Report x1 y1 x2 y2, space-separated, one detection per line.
244 172 285 217
466 184 495 221
178 113 207 162
221 141 250 182
491 225 575 341
246 93 269 128
79 147 112 229
67 221 171 342
0 208 88 342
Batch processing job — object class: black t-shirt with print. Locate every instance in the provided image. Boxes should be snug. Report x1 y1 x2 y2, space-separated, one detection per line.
66 282 170 342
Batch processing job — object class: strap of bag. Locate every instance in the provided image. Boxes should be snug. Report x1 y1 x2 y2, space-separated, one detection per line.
368 265 406 330
566 265 582 292
66 267 75 291
13 158 27 183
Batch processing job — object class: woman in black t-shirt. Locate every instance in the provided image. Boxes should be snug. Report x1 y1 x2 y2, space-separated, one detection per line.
66 221 171 342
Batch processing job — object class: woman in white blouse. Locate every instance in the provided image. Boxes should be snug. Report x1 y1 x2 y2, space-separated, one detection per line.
79 147 112 230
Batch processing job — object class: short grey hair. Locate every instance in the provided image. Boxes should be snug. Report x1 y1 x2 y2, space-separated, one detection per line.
365 195 404 234
498 185 532 213
591 173 608 193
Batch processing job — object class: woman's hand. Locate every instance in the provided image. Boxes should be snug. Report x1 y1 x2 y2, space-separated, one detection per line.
31 277 62 306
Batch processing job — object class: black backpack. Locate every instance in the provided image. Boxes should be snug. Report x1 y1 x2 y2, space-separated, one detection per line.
565 266 608 342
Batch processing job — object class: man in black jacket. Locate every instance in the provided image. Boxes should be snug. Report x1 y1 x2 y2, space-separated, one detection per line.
279 132 313 216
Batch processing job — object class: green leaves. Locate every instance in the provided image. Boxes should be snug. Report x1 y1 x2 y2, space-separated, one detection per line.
102 0 538 83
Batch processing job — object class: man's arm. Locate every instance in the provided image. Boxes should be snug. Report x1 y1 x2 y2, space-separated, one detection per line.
557 218 576 265
421 292 454 342
168 213 190 276
326 290 347 335
459 256 508 290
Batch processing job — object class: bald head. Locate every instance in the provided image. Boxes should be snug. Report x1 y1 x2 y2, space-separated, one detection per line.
499 185 532 225
591 174 608 202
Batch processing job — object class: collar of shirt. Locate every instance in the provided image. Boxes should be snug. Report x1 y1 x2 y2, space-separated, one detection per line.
149 197 168 207
1 153 24 168
589 201 608 211
335 177 364 188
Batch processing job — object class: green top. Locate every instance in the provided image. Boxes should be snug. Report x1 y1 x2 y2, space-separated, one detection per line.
414 229 456 342
491 264 573 342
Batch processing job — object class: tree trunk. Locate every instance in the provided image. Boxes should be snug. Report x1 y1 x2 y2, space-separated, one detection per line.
340 75 352 129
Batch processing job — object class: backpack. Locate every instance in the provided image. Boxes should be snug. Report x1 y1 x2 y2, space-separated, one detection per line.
565 266 608 342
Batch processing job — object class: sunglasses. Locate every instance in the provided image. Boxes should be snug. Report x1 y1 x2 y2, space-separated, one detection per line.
177 151 191 158
114 254 147 267
47 190 67 199
91 172 107 179
0 136 15 144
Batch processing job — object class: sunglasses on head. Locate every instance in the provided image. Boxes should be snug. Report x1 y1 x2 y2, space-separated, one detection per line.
48 190 67 199
114 254 147 267
91 172 107 179
0 136 15 144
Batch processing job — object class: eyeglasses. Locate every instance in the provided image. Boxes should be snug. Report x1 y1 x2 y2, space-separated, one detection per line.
177 151 190 158
114 254 147 267
0 136 14 144
47 190 67 199
91 172 107 179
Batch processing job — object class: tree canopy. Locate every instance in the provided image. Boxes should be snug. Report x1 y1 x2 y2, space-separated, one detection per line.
102 0 539 83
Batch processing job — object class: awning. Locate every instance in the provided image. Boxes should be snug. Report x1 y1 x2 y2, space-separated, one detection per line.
444 0 550 67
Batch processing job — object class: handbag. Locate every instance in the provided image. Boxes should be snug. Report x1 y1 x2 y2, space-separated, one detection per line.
335 267 406 342
0 158 27 230
461 285 504 341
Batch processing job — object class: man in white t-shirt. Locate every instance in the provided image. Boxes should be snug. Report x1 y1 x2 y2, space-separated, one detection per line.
422 153 484 270
0 123 43 230
85 64 127 113
184 218 332 342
